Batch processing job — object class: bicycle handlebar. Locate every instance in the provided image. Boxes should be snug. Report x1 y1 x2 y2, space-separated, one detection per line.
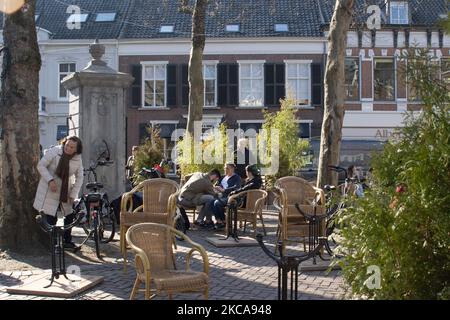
36 210 84 233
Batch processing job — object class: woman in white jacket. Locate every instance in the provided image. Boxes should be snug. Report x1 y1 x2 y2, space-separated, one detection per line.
33 136 84 248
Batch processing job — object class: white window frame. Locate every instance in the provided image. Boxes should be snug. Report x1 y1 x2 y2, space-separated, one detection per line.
140 61 168 109
237 60 265 108
373 57 397 102
203 61 218 108
284 60 312 107
389 1 409 25
58 62 76 100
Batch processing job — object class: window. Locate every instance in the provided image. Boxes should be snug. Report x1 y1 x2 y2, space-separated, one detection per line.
35 14 40 21
203 63 217 107
374 58 396 101
285 61 311 105
239 62 264 107
56 125 68 141
298 122 311 139
160 25 174 33
275 24 289 32
67 13 89 23
59 63 76 98
390 1 409 24
345 58 360 101
226 24 240 32
142 63 167 107
95 12 116 22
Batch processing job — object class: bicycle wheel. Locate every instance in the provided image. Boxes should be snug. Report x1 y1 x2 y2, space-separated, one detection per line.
99 196 116 243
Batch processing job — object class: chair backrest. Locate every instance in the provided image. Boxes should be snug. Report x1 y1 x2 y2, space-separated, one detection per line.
126 223 175 272
243 189 268 212
139 178 179 213
274 176 318 206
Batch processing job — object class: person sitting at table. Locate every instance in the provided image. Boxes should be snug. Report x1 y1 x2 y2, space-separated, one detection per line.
229 164 263 203
208 163 241 230
177 169 221 229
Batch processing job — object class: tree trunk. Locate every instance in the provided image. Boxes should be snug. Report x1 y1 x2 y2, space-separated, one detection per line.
317 0 355 188
0 0 46 251
186 0 207 136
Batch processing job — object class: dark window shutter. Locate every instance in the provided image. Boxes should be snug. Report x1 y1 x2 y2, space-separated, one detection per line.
181 64 189 107
218 64 228 106
167 64 177 107
265 63 285 106
265 64 275 106
311 63 322 106
130 64 142 107
218 63 239 107
228 64 238 106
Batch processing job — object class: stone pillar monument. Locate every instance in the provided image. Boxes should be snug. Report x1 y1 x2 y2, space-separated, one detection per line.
62 40 133 199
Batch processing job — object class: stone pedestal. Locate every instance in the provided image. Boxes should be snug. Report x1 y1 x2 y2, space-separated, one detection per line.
62 41 133 199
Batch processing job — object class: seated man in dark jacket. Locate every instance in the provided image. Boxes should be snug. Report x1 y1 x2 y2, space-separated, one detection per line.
208 163 241 230
229 164 263 208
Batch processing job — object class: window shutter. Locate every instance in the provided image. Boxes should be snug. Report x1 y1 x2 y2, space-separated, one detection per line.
181 64 189 107
265 63 285 107
311 63 323 106
228 64 238 106
218 63 239 107
167 64 177 107
130 64 142 108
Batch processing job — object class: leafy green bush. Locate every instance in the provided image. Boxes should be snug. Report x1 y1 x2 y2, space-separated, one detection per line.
176 124 227 177
132 126 164 184
260 98 310 186
334 51 450 299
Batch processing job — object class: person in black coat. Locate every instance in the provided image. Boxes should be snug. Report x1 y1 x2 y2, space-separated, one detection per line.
228 164 263 208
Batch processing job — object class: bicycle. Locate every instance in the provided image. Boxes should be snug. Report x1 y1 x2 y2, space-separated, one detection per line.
73 159 116 259
321 165 364 255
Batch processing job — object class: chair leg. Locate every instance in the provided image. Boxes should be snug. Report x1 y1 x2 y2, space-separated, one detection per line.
204 288 209 300
243 220 247 233
259 213 267 236
168 293 173 300
145 274 151 300
130 277 141 300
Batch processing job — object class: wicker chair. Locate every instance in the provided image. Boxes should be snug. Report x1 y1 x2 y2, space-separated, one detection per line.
120 178 179 271
126 223 209 300
273 176 325 254
227 189 268 237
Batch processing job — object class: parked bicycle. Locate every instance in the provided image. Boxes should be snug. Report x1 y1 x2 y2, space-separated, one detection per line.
73 159 116 259
321 165 365 255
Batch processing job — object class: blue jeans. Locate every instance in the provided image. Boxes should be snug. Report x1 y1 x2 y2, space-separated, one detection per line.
210 197 228 221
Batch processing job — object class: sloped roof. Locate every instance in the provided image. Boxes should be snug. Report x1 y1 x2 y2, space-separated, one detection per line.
120 0 324 39
318 0 448 27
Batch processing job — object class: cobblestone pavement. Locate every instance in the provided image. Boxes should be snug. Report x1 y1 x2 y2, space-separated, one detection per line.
0 211 348 300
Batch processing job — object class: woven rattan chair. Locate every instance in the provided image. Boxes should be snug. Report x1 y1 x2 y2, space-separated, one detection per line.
120 178 179 271
126 223 209 300
273 176 325 254
227 189 268 237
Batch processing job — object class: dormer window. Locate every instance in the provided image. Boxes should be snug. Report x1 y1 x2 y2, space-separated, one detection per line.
160 25 174 33
389 1 409 24
226 24 240 32
95 12 116 22
67 13 89 23
275 24 289 32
